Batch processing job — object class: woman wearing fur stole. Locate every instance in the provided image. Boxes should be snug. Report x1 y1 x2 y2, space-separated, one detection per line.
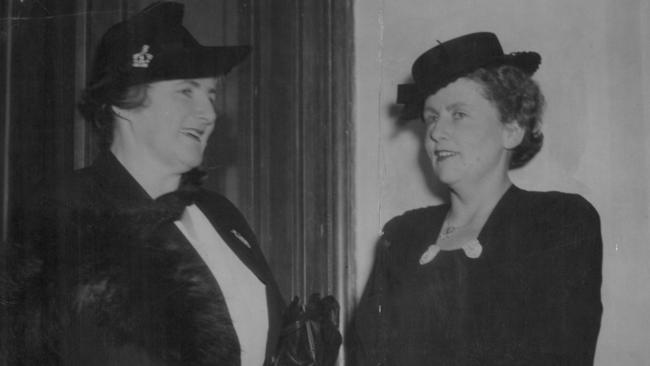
5 2 284 365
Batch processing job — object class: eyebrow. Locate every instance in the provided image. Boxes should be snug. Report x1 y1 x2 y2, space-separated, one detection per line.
172 80 197 86
423 105 439 114
445 102 469 111
424 101 469 111
175 80 218 93
178 78 218 85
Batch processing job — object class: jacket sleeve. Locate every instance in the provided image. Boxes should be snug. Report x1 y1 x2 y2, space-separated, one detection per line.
348 237 392 366
500 195 603 366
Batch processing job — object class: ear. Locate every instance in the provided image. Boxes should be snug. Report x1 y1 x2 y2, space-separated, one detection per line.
502 120 525 149
110 105 132 122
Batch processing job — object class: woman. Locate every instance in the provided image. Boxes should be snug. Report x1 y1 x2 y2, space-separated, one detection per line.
351 32 602 365
8 2 284 365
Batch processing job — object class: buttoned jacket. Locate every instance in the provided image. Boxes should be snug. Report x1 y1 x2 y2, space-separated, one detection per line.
351 185 603 366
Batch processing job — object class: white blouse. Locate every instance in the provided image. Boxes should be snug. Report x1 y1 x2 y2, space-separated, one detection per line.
175 204 269 366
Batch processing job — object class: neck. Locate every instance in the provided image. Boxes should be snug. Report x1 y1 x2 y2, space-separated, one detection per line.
446 170 512 227
110 144 181 199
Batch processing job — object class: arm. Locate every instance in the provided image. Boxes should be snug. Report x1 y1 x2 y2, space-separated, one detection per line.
349 238 391 366
511 195 603 365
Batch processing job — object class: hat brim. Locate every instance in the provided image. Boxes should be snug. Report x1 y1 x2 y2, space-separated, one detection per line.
398 51 541 121
127 45 251 86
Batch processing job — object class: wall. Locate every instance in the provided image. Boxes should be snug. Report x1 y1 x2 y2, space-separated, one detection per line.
353 0 650 364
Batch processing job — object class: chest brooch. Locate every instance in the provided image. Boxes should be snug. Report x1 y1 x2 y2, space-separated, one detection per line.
418 239 483 265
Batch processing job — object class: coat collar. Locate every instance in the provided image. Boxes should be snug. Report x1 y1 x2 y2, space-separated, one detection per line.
88 152 272 285
476 184 523 260
424 184 523 261
87 152 205 218
87 151 153 205
193 197 271 286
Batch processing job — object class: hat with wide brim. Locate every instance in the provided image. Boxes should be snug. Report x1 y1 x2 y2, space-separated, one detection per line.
88 1 251 90
397 32 541 121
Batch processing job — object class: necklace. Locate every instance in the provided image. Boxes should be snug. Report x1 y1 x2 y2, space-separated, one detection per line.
439 224 457 240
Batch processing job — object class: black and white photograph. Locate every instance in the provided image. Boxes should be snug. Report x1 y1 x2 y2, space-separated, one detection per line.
0 0 648 365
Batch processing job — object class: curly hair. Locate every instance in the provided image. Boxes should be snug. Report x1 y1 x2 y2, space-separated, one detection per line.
78 80 149 149
466 65 545 169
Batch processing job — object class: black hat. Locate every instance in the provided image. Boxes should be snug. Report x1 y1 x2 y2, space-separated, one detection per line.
88 1 251 90
397 32 541 120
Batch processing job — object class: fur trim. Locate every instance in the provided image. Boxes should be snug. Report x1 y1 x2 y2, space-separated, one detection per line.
9 191 242 365
71 201 241 366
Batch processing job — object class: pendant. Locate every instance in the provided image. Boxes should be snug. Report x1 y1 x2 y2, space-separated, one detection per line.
439 225 456 240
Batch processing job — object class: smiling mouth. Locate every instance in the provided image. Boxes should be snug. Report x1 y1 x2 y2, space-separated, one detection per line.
434 150 458 161
180 128 204 142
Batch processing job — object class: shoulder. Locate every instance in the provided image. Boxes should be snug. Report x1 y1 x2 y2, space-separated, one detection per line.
29 166 103 211
515 189 600 227
380 204 447 254
21 167 104 240
383 205 446 237
509 189 602 260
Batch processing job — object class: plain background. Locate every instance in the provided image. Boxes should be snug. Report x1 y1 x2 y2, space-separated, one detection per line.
353 0 650 364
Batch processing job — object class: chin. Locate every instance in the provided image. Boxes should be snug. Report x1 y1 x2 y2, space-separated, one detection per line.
178 147 205 167
187 159 203 170
176 156 203 173
433 168 460 186
437 176 456 187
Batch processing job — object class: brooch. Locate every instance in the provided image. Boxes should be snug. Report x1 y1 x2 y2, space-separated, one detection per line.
419 244 440 265
132 45 153 68
230 229 252 249
461 239 483 259
419 239 483 265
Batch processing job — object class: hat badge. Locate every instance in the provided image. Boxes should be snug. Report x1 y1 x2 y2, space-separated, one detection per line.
132 45 153 68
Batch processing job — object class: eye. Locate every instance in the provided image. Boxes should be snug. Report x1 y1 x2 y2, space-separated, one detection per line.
208 90 218 104
423 112 439 125
452 111 467 120
179 88 193 97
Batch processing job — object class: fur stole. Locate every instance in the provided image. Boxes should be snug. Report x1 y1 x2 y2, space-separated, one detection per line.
11 185 242 366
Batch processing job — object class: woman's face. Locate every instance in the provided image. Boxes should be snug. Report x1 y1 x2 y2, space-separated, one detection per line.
121 77 219 174
422 78 513 189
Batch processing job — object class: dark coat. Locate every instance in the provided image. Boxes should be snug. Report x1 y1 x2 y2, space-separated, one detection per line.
7 152 284 366
350 185 603 366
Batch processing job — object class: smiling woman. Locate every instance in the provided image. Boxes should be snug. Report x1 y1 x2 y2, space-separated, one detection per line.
351 32 602 366
4 3 285 365
422 78 517 192
2 0 353 364
108 78 219 197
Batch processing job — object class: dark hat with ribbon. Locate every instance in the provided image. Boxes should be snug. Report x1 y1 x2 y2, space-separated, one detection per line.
88 1 251 90
397 32 541 120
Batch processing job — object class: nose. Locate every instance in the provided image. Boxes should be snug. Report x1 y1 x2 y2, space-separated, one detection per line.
429 115 450 142
195 91 217 125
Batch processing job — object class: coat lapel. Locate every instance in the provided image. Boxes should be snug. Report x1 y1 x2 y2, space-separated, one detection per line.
85 152 284 363
194 198 271 286
193 196 286 363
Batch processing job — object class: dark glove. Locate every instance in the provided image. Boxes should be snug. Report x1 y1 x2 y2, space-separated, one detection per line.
273 293 342 366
